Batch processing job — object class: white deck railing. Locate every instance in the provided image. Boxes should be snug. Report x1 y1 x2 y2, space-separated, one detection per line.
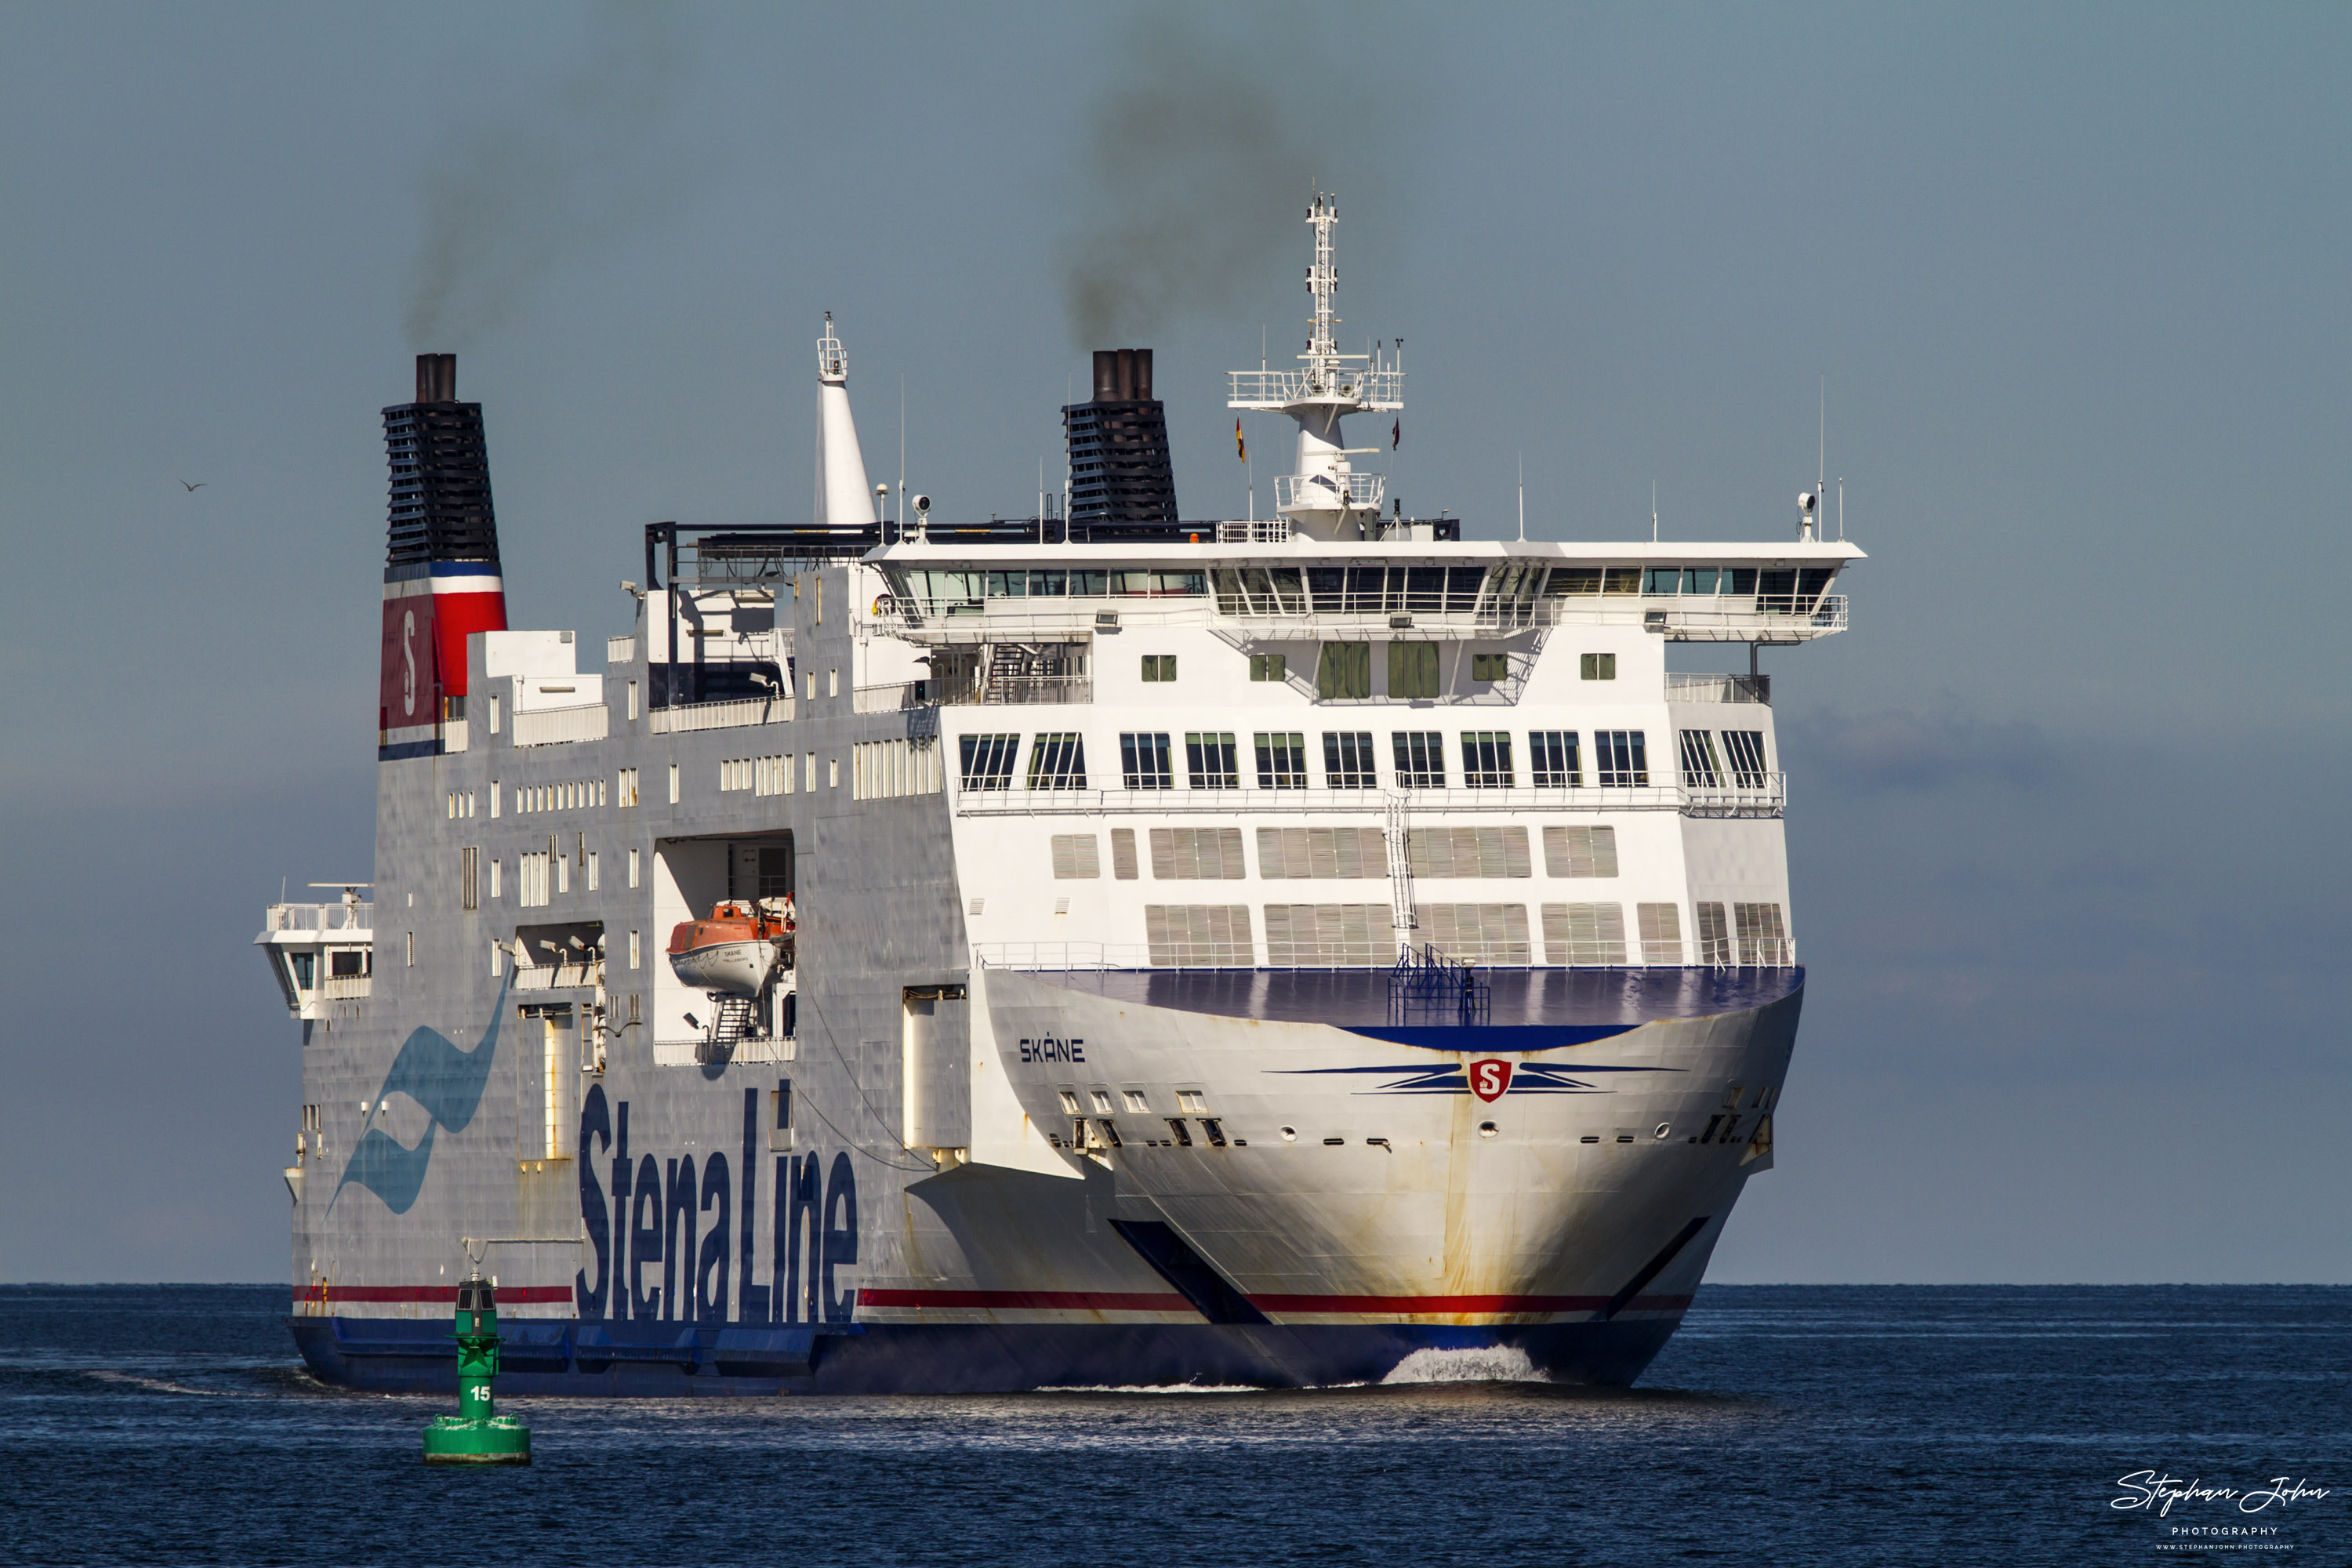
607 635 636 666
320 975 373 1000
1665 673 1771 704
648 695 796 734
953 784 1696 816
514 960 601 993
266 902 374 933
512 702 610 747
886 596 1846 644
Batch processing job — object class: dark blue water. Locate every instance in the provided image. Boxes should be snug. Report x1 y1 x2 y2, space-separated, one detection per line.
3 1285 2345 1565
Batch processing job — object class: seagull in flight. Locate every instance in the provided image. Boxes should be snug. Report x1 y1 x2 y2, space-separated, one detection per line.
180 480 207 492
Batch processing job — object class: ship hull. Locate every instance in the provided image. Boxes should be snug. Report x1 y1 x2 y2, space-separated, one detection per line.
290 1312 1682 1394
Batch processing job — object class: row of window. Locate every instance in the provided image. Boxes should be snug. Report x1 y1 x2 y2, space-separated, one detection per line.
459 844 644 909
1046 826 1626 881
893 563 1840 618
1138 901 1793 967
451 769 645 822
960 728 1771 791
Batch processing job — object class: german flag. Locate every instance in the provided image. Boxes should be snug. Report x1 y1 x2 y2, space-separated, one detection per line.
1236 419 1247 463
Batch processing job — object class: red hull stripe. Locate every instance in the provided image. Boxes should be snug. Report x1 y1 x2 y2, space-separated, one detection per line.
855 1288 1693 1316
857 1289 1192 1312
298 1284 572 1305
1246 1292 1693 1315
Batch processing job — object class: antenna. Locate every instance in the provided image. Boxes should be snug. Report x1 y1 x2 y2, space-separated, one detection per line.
1516 454 1526 542
1818 375 1827 521
1837 476 1845 541
898 373 906 536
1651 480 1658 543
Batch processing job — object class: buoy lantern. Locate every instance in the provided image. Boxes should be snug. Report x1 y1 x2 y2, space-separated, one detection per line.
421 1274 532 1465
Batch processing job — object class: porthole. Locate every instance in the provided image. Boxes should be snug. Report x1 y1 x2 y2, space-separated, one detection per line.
1654 1123 1671 1140
1279 1126 1298 1142
1477 1121 1499 1139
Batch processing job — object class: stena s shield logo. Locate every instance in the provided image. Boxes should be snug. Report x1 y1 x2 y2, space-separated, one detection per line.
1468 1059 1513 1102
401 609 418 717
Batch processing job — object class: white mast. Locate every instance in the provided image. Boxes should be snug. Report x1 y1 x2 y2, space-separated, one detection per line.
815 312 878 530
1229 191 1403 540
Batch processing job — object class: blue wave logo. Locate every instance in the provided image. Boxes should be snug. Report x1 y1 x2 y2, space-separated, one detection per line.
328 978 507 1215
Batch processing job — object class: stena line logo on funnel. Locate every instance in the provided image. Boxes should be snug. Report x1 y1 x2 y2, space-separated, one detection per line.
1468 1059 1514 1102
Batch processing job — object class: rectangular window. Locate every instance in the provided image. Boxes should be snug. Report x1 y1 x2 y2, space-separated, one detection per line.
828 756 838 789
1642 568 1681 595
1109 827 1138 880
619 768 637 808
959 733 1021 790
491 781 502 818
1257 826 1386 879
1638 903 1683 964
1595 730 1648 786
406 931 414 967
518 851 550 909
1120 732 1174 789
1679 730 1723 789
1542 825 1620 877
828 668 839 699
1263 904 1388 966
1722 730 1769 788
1144 905 1254 966
626 680 639 720
1580 652 1617 681
1413 903 1531 964
1149 827 1247 879
1529 731 1581 788
1543 902 1628 964
1254 732 1308 789
1696 902 1733 964
1248 653 1287 682
1141 654 1176 682
1408 826 1533 878
1185 732 1239 789
1323 731 1377 789
1734 902 1792 965
1460 731 1514 789
1471 652 1508 682
1051 833 1102 879
1316 641 1371 699
1392 731 1446 789
586 851 600 892
667 763 680 804
490 859 503 900
1723 568 1759 595
556 844 569 895
1027 734 1087 789
460 847 478 911
1603 568 1640 595
1388 641 1439 699
629 929 641 970
627 848 641 889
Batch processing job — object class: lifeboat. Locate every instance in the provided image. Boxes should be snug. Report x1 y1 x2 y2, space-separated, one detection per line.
665 898 793 997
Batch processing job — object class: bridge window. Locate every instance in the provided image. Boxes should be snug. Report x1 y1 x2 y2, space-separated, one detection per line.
1679 730 1723 788
1471 652 1508 682
1595 731 1648 787
959 733 1021 790
1141 654 1176 682
1254 733 1308 789
1248 653 1287 682
1722 731 1769 787
1185 733 1239 789
1120 733 1174 789
1580 652 1616 681
1026 734 1087 789
1392 731 1446 789
1460 732 1514 789
1530 731 1581 787
1323 731 1377 789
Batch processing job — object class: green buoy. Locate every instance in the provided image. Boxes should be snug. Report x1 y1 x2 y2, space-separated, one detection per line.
422 1273 532 1465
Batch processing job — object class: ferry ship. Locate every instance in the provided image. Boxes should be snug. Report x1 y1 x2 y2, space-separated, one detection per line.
267 195 1862 1393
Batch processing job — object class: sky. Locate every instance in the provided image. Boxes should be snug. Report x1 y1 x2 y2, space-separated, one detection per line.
2 2 2346 1283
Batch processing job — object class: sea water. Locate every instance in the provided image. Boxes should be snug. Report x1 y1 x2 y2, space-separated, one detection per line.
2 1284 2345 1565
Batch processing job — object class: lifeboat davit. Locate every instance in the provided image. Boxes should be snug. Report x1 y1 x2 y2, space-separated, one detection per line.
666 898 793 997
